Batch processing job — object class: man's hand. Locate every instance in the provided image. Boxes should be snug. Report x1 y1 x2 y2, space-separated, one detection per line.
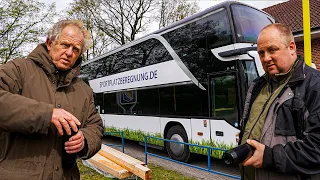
64 130 85 154
242 139 265 168
51 108 81 136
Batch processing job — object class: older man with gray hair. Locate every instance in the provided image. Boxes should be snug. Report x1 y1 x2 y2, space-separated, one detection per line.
0 20 103 179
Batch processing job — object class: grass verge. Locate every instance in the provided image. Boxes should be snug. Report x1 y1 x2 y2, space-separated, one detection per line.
78 160 196 180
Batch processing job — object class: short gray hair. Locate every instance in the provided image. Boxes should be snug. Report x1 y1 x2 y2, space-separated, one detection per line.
46 20 91 53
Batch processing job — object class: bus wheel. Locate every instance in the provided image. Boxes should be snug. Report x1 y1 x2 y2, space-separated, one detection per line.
165 125 190 162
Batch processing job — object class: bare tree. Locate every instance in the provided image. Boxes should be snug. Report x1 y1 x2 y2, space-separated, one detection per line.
156 0 199 29
0 0 56 64
66 0 198 60
69 0 155 46
67 1 114 61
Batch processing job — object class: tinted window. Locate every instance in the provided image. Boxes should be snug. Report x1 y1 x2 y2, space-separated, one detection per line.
101 84 208 117
232 4 274 42
211 74 238 127
94 93 104 113
133 89 160 115
81 38 172 81
174 84 209 117
158 87 175 116
162 9 234 83
159 85 209 117
103 93 119 114
162 9 231 50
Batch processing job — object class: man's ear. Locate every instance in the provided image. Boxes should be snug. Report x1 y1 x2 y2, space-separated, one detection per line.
289 41 296 55
46 38 52 51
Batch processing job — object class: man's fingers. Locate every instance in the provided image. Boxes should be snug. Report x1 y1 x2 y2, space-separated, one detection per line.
64 131 85 154
66 142 84 154
53 119 64 136
246 139 259 148
60 117 71 135
51 108 81 135
65 131 83 146
66 118 78 133
66 132 83 145
65 138 82 147
65 140 83 150
64 111 81 126
244 139 265 168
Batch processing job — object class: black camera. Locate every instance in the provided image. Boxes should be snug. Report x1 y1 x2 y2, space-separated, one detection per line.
222 143 255 165
62 128 78 169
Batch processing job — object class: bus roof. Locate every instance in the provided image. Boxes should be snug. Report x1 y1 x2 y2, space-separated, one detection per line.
150 1 270 35
84 1 273 65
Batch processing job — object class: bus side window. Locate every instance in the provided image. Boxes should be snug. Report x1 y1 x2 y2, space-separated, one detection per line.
94 93 104 114
211 74 238 127
103 93 118 114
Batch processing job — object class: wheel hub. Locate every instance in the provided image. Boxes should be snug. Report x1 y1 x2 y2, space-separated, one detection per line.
170 134 184 156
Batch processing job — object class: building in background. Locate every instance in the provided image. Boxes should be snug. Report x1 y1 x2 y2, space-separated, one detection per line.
263 0 320 69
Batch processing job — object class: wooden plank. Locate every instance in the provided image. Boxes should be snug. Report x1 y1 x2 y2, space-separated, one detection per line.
99 144 151 180
87 153 132 179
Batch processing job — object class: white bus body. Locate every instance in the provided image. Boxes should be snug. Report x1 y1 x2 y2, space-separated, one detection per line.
81 1 274 162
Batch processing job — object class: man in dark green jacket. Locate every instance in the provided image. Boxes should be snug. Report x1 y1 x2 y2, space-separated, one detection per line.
0 20 104 179
239 23 320 180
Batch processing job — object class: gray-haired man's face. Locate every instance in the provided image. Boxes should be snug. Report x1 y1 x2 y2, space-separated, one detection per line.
46 25 84 71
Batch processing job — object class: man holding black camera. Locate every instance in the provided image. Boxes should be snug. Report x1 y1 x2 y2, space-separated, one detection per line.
239 23 320 179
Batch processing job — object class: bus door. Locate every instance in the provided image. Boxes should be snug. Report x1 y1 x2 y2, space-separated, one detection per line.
208 70 241 144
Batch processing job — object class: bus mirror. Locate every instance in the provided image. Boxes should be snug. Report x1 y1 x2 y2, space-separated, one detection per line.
247 51 264 77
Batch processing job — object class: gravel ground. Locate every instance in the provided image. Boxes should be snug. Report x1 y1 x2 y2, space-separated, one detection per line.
102 136 240 180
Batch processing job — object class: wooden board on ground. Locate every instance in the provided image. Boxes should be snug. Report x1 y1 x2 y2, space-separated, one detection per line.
99 144 151 180
87 153 132 179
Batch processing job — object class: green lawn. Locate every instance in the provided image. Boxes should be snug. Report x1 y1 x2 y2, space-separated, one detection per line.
78 160 196 180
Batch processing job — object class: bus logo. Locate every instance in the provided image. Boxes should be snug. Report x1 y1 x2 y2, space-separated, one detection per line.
119 91 137 105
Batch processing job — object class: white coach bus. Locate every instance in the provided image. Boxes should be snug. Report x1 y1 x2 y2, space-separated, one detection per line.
81 1 274 162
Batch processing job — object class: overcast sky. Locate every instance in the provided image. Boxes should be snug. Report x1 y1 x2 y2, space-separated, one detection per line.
199 0 287 10
40 0 287 37
42 0 287 13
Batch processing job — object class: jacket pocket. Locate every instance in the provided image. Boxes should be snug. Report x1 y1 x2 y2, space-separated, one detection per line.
0 166 40 179
275 97 304 136
0 159 41 178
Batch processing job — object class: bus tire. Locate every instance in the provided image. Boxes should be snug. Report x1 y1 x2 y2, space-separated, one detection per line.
165 125 190 162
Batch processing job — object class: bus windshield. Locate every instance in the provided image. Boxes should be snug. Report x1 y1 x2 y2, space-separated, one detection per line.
231 4 274 43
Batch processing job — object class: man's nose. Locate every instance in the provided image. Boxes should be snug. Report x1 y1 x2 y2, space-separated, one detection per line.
65 46 73 57
262 53 272 62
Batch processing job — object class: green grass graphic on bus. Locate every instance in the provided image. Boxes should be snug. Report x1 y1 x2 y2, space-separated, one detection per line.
106 127 164 146
105 127 236 159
